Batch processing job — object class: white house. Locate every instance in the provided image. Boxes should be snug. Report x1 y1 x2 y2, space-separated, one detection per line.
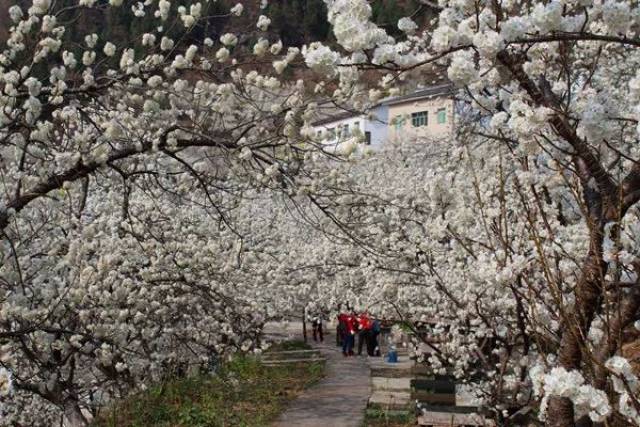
311 84 458 153
384 84 456 144
312 104 389 152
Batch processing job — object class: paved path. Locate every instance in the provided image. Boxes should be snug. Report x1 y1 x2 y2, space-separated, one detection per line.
271 340 371 427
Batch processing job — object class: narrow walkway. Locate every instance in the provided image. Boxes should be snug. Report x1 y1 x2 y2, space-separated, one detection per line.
272 340 371 427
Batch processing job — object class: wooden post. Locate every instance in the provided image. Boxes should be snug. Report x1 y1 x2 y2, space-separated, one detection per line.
302 307 308 343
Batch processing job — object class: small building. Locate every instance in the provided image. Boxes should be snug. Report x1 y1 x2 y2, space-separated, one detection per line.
386 84 455 143
312 104 389 151
311 84 456 152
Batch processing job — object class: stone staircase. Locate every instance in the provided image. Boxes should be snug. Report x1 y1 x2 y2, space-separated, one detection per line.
367 347 414 411
417 409 495 427
413 378 495 426
364 339 493 427
260 349 326 366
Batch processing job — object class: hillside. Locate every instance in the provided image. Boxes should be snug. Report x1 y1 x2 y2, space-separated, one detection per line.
0 0 434 48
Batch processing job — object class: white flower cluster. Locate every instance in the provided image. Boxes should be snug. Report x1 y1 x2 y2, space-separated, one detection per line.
0 368 13 397
220 33 238 47
257 15 271 31
397 17 418 34
103 41 116 56
179 2 201 28
447 51 478 85
230 3 243 16
606 356 640 424
302 42 340 76
273 47 299 74
325 0 390 52
531 366 611 422
216 47 230 62
253 38 269 56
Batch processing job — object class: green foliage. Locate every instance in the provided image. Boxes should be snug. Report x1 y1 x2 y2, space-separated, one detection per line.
371 0 428 37
306 360 325 379
303 0 331 42
398 321 413 333
363 408 414 427
93 350 325 427
1 0 431 55
268 0 302 47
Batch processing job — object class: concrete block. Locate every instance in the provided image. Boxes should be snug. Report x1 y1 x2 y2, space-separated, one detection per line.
455 384 483 407
418 411 495 426
371 376 411 391
368 391 411 410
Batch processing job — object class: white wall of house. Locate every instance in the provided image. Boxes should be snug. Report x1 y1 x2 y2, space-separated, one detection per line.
312 105 389 151
387 96 454 143
365 105 388 149
313 114 363 146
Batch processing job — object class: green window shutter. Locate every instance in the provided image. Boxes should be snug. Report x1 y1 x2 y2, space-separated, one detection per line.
394 116 404 131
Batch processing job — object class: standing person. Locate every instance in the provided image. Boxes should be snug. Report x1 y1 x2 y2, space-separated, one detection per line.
370 317 382 356
337 312 347 348
342 312 357 356
312 315 324 342
357 312 372 356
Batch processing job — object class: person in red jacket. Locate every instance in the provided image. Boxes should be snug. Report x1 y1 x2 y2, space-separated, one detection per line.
357 312 372 356
342 312 357 356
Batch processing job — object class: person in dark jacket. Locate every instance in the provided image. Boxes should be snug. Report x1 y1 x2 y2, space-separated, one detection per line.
370 318 382 356
312 315 323 342
337 313 347 347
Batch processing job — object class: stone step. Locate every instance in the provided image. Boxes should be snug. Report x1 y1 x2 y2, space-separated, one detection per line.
418 404 479 414
369 357 414 369
369 361 431 378
261 357 326 366
370 368 415 378
412 380 483 407
413 392 456 405
417 411 495 426
411 378 456 393
379 347 410 355
371 376 411 391
365 408 411 418
368 391 411 410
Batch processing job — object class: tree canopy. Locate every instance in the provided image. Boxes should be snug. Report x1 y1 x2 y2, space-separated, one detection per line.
2 0 640 426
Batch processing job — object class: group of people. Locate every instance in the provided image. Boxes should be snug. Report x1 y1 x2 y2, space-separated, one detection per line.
308 309 383 358
336 311 381 357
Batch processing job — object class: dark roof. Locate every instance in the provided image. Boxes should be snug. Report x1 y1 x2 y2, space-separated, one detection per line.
312 110 361 127
383 84 454 106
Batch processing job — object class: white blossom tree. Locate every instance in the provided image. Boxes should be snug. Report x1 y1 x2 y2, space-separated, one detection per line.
0 0 333 424
4 0 640 426
295 0 640 425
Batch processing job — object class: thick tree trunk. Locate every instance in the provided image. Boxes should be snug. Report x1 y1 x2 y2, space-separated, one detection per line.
302 307 307 343
64 401 89 427
545 229 606 426
547 397 576 427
